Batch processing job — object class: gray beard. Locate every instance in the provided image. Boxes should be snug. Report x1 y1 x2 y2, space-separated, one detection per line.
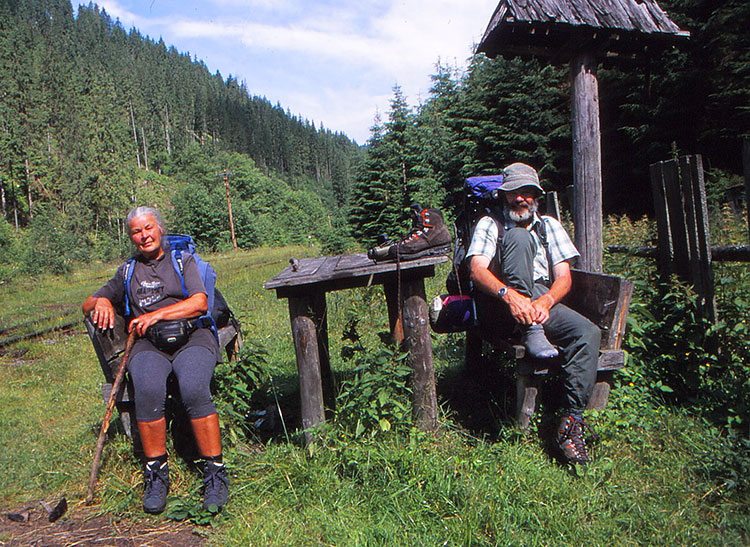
505 200 538 225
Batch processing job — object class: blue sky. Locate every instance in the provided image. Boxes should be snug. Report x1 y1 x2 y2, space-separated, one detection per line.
93 0 499 144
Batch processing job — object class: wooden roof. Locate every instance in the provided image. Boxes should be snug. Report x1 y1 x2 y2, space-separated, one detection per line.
477 0 689 63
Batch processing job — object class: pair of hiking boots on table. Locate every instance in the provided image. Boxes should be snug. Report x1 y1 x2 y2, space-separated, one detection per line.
142 460 229 514
367 203 452 262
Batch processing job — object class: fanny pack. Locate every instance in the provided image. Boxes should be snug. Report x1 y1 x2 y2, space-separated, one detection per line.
147 319 198 353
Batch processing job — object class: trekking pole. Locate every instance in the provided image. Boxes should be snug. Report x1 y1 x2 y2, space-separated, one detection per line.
85 330 137 505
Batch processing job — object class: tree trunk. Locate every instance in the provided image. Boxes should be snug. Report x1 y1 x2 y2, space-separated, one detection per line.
141 126 149 171
130 102 141 169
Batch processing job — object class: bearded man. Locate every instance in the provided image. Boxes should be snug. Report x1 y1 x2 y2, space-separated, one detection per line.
466 162 601 464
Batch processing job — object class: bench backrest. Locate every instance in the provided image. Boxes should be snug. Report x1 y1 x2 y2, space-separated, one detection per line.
563 270 633 350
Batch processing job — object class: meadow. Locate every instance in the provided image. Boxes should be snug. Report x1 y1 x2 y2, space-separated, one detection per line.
0 243 748 545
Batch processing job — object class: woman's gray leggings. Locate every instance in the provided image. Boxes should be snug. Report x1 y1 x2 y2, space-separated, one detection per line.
128 345 217 422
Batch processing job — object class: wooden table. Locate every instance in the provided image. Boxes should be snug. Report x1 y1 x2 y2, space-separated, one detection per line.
264 253 448 443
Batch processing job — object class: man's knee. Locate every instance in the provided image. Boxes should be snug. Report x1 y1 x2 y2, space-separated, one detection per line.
502 226 534 248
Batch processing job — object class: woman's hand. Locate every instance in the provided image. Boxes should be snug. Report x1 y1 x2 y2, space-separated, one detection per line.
128 311 161 337
83 297 116 330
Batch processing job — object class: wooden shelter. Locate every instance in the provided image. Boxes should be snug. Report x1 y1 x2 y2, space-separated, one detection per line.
477 0 688 271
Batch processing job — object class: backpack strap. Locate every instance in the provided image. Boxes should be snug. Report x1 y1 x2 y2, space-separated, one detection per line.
169 248 219 343
534 216 554 284
122 258 136 317
170 249 189 299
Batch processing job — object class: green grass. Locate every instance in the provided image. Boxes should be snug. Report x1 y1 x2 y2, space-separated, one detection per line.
0 246 747 545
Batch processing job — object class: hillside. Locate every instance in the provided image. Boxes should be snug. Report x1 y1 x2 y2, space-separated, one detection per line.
0 0 362 257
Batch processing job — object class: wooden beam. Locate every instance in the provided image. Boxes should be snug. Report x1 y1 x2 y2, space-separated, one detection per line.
570 50 603 272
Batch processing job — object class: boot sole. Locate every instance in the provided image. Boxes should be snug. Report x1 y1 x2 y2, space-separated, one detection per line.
389 243 452 261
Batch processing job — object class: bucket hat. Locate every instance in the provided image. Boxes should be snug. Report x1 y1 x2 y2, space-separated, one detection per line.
500 163 544 194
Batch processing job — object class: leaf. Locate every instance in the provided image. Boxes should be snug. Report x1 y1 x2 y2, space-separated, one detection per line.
379 418 391 431
659 384 674 393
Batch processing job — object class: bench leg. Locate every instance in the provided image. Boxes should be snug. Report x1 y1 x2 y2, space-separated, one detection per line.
401 278 438 433
288 295 326 445
586 370 613 410
515 373 538 430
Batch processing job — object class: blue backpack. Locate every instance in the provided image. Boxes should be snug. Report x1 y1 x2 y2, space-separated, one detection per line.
446 174 505 295
122 234 231 336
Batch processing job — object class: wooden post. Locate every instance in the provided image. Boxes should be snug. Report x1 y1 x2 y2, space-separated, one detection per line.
570 50 603 273
744 139 750 243
400 279 438 432
288 296 325 444
310 291 336 412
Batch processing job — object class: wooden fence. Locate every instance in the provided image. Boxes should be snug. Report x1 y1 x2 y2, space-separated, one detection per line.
649 155 715 320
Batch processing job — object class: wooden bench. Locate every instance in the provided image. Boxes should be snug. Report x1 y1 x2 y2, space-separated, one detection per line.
85 313 242 438
465 269 633 428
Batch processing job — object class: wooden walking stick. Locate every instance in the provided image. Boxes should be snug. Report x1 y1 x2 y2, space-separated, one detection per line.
85 330 137 505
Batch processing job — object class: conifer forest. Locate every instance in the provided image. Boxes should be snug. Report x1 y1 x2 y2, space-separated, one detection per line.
0 0 748 274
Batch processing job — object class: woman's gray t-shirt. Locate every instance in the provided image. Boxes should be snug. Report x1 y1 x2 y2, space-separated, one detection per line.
94 251 218 359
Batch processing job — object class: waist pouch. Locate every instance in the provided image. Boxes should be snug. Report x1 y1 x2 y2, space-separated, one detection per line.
147 319 198 353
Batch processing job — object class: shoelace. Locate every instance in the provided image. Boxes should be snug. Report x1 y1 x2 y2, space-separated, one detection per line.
144 467 167 492
568 420 588 458
203 466 229 489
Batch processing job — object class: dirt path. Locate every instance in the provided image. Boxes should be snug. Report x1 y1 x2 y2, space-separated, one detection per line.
0 501 206 547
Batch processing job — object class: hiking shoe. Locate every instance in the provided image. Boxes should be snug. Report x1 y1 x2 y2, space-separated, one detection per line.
386 204 452 260
142 461 169 514
202 461 229 510
557 414 591 464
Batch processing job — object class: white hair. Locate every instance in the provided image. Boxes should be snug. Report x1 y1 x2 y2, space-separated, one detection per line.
125 206 166 235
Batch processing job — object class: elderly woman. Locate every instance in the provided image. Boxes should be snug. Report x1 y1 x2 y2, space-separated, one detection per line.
82 206 228 514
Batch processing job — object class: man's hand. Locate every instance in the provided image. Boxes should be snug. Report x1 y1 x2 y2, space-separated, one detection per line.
503 288 537 325
531 293 554 324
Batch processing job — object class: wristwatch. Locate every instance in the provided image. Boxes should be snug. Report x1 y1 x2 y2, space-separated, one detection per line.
497 287 508 299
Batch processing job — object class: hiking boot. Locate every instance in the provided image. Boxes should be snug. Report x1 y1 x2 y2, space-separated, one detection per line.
387 204 452 260
523 324 559 359
202 461 229 510
367 234 394 261
557 414 591 464
142 461 169 514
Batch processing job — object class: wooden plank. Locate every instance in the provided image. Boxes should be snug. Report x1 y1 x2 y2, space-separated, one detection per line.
662 159 691 280
679 156 704 294
563 270 631 349
684 155 715 321
264 254 447 291
401 278 438 432
570 49 603 272
288 296 326 444
272 264 439 299
649 162 673 278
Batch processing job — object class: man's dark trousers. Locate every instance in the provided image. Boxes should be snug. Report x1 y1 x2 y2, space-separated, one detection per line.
475 227 601 413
